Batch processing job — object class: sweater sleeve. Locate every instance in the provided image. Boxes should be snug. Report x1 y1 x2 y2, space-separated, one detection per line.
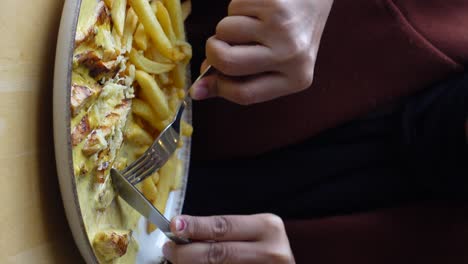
392 0 468 66
189 0 467 160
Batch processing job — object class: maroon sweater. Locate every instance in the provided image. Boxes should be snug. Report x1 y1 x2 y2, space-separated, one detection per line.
187 0 468 160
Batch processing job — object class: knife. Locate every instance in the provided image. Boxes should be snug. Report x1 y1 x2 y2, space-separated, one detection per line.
111 168 190 245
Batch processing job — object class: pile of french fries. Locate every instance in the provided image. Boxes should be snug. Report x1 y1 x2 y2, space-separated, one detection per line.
106 0 193 233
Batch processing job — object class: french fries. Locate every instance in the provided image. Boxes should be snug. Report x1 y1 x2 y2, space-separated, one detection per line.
134 23 148 51
135 70 170 120
159 155 184 191
147 44 174 64
129 48 175 74
167 87 180 114
150 0 158 13
177 87 185 99
111 0 126 35
181 120 193 137
172 41 191 88
98 0 193 236
126 121 153 146
144 171 159 233
142 177 158 202
156 1 177 44
154 157 173 212
172 157 184 190
157 72 172 86
171 63 187 89
133 144 151 157
131 98 167 131
152 171 160 184
177 40 193 60
129 0 184 61
122 8 139 53
181 0 191 21
163 0 186 41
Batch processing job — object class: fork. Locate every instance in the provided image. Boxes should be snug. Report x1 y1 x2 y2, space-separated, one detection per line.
109 100 189 245
110 65 216 245
121 65 216 185
121 100 186 185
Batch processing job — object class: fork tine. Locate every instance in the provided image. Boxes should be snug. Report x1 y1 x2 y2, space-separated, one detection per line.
171 101 186 134
129 162 159 185
123 151 154 180
127 139 175 184
127 142 174 185
123 135 174 184
119 100 187 186
124 154 159 181
122 150 152 174
124 157 161 182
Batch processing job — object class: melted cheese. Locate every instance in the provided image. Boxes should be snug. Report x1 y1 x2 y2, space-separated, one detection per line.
76 0 105 43
72 23 141 259
71 0 191 262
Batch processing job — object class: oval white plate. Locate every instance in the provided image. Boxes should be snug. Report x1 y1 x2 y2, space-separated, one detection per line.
53 1 191 263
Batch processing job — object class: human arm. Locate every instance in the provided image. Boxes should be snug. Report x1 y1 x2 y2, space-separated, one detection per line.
190 0 334 105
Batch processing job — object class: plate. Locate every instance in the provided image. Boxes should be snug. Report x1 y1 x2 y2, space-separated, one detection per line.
53 1 192 263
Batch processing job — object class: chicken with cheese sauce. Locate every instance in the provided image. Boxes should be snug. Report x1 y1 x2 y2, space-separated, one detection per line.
70 0 192 262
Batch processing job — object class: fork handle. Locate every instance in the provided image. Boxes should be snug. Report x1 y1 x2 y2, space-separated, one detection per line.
188 65 217 95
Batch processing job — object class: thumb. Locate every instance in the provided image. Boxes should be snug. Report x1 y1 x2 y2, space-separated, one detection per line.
190 74 217 100
200 59 210 74
190 62 218 100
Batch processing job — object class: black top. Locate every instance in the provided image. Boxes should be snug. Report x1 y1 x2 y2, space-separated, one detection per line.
183 72 468 219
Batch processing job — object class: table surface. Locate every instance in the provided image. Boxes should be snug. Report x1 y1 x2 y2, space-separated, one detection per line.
0 1 84 263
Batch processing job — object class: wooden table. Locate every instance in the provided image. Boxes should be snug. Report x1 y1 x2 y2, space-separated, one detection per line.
0 1 84 262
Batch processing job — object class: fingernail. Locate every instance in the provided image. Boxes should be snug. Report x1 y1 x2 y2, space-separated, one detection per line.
175 217 186 232
191 80 209 100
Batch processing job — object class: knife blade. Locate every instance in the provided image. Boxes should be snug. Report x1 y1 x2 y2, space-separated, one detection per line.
110 168 190 244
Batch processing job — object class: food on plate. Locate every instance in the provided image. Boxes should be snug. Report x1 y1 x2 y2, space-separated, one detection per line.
70 0 192 262
93 230 132 261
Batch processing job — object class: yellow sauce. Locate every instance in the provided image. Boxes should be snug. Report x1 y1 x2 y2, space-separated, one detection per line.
71 77 141 263
70 0 193 262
